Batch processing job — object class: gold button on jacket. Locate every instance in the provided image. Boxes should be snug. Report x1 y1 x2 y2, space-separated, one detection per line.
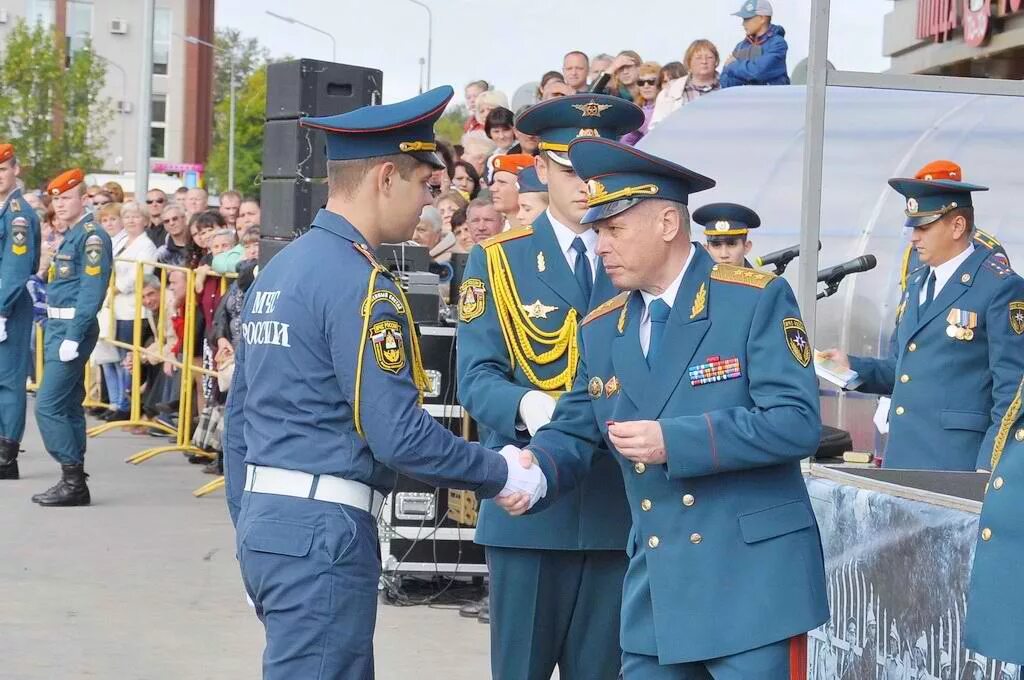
682 494 695 507
648 535 660 549
690 533 703 545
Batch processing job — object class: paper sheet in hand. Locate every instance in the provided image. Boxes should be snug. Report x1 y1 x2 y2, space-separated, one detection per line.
813 351 862 390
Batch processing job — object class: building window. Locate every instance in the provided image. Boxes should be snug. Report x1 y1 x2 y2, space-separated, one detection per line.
27 0 55 27
66 1 93 56
153 8 171 76
150 94 167 159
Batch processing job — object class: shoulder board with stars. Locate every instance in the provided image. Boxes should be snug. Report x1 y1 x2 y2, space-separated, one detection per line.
352 242 392 277
973 228 1001 250
582 291 629 326
984 252 1014 279
710 264 777 289
480 226 533 249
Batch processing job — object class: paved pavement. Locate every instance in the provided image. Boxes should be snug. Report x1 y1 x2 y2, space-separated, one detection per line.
1 408 492 679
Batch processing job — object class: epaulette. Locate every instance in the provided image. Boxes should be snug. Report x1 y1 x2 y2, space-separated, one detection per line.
974 229 1001 251
582 291 629 326
352 242 391 276
984 252 1014 279
710 263 776 289
480 226 533 249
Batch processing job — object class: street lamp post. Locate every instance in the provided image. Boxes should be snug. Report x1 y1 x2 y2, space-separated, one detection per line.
85 48 128 172
184 35 235 191
403 0 432 90
265 11 337 62
135 0 155 199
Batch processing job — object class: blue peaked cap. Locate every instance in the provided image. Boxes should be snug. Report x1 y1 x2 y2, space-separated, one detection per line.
888 177 989 228
568 138 716 225
693 202 761 238
300 85 453 169
515 94 643 167
515 166 546 194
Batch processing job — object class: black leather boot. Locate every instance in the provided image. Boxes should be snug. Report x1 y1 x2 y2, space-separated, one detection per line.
35 464 91 507
0 437 19 480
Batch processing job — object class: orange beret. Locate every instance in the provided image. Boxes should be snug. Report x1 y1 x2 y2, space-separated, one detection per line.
47 168 85 196
0 144 13 164
491 153 536 175
915 160 962 182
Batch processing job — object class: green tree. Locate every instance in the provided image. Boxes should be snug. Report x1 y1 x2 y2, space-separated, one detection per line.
206 66 267 194
211 28 270 146
435 105 468 146
0 20 111 189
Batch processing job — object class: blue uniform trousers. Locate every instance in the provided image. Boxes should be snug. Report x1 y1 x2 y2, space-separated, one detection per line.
0 292 33 442
35 320 99 465
622 637 802 680
237 492 380 680
486 546 626 680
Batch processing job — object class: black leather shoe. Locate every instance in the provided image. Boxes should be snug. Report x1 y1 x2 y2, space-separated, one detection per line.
0 437 19 480
106 410 131 422
35 464 91 507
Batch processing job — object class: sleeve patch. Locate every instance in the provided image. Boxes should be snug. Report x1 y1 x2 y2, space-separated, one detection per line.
783 317 812 367
369 320 406 374
1010 302 1024 336
361 289 406 317
458 278 487 323
10 217 28 255
84 233 104 276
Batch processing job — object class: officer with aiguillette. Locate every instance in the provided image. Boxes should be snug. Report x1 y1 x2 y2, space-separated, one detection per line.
223 85 544 680
457 94 643 680
0 143 41 480
33 169 112 506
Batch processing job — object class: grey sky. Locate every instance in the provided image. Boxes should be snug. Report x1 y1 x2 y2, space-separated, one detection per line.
215 0 893 105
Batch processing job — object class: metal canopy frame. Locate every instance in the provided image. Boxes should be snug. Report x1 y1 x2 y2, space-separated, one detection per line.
798 0 1024 341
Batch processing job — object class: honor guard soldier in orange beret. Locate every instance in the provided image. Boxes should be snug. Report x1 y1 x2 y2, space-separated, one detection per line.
0 144 41 480
33 169 112 506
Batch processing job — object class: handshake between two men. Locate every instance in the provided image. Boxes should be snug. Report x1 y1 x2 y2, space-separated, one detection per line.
494 419 668 516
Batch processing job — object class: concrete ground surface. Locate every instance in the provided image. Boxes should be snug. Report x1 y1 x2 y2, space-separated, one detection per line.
1 408 493 680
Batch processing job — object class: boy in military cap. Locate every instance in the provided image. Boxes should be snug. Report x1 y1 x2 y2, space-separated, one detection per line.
33 169 113 506
224 85 545 680
0 144 41 480
822 174 1024 471
693 201 760 268
456 94 643 680
515 165 549 227
499 137 828 678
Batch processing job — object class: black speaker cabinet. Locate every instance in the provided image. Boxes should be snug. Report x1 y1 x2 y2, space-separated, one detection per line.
266 59 383 121
259 178 328 240
258 235 293 267
262 119 327 179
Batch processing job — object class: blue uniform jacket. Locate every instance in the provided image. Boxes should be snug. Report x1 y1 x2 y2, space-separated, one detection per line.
720 24 791 88
224 209 508 525
965 376 1024 665
0 189 40 318
456 211 630 551
851 247 1024 471
45 213 112 349
527 246 828 664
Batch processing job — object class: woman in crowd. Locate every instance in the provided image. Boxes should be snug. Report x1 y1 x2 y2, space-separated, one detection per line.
659 61 687 89
452 159 483 201
460 133 497 181
102 181 125 204
472 90 509 134
484 107 517 175
451 208 473 255
650 39 722 131
435 191 469 233
103 201 158 421
593 50 643 100
538 71 574 101
621 61 663 145
463 80 490 134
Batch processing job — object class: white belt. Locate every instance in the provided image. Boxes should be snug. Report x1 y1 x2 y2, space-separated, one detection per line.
244 464 384 515
47 307 76 320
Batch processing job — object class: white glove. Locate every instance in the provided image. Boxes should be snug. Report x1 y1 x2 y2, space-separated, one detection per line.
58 339 80 362
496 444 547 509
518 391 557 436
0 316 6 343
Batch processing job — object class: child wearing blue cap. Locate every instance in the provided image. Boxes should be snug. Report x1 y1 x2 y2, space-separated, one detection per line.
721 0 791 88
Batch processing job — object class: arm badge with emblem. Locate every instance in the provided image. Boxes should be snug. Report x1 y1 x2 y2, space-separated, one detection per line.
84 234 104 276
1011 301 1024 336
370 320 406 373
10 216 28 255
783 317 812 367
458 278 487 323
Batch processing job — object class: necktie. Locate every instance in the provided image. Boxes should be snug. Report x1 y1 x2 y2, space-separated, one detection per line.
920 271 937 315
646 299 671 367
571 237 593 301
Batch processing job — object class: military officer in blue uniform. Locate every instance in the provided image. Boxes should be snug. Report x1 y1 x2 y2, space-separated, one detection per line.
822 176 1024 471
499 137 829 678
223 85 543 680
32 169 112 507
0 144 40 480
693 202 760 269
965 375 1024 666
456 94 643 680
